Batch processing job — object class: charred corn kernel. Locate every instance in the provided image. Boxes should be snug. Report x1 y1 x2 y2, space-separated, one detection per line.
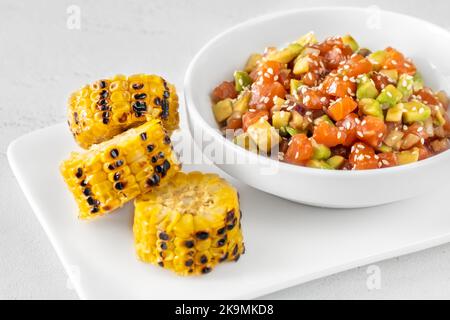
133 171 245 276
68 74 179 149
60 120 180 219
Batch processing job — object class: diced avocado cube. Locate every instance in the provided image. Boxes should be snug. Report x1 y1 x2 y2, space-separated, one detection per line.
295 32 318 46
247 119 280 153
289 111 304 130
368 50 388 70
212 98 233 122
313 114 334 126
383 130 404 147
233 91 251 114
267 43 303 64
397 148 419 165
402 101 431 124
244 53 262 73
357 80 379 100
272 111 291 129
285 126 298 137
379 69 398 82
342 34 359 52
279 126 289 138
326 155 345 169
376 144 393 153
290 79 303 96
312 142 331 160
413 72 424 91
434 108 446 126
385 104 404 122
273 96 286 108
358 98 383 119
306 159 334 170
397 73 414 100
376 84 403 107
293 55 309 75
234 71 252 92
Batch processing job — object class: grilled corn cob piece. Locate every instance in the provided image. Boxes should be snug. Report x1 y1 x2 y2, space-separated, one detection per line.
61 119 180 219
134 171 245 276
68 74 179 149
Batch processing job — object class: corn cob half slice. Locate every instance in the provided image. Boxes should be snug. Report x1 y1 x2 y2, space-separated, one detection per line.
134 171 245 276
61 119 180 219
68 74 179 149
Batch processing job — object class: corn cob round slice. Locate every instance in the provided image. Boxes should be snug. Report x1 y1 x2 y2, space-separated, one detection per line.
134 171 245 276
60 119 181 219
68 74 179 149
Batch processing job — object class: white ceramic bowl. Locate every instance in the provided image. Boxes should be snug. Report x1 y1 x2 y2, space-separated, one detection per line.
184 7 450 208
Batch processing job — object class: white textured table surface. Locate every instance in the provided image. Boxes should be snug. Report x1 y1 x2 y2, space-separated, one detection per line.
1 0 450 300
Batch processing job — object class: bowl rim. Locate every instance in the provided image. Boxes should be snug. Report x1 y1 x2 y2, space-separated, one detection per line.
184 6 450 177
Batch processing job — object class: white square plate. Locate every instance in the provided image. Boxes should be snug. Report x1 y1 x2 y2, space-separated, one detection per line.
8 122 450 299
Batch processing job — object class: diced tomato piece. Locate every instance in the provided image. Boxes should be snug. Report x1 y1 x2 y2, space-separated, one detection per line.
313 121 347 147
406 122 429 140
327 96 358 121
249 82 287 110
317 37 353 56
255 60 282 84
356 115 387 147
349 142 379 170
212 81 238 103
322 74 356 98
226 117 242 130
278 68 292 90
382 47 416 75
377 152 398 168
324 46 347 70
371 72 395 91
297 87 329 110
301 71 320 87
284 134 313 165
336 113 358 147
342 55 373 78
415 88 440 106
242 110 269 132
417 145 431 160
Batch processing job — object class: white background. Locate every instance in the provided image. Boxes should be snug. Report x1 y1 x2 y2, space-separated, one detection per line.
1 0 450 299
